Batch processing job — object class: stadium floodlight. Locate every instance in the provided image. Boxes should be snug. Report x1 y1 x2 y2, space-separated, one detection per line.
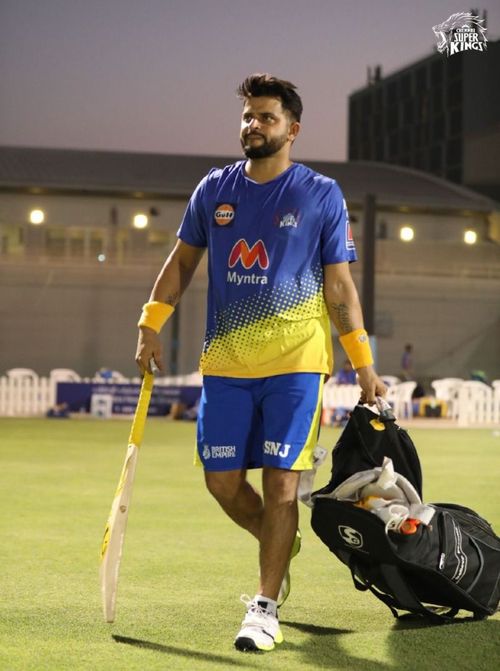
464 230 477 245
400 226 414 242
133 214 148 229
29 209 45 225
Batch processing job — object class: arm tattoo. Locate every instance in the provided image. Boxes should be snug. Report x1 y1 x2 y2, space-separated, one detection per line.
164 291 180 305
329 302 354 334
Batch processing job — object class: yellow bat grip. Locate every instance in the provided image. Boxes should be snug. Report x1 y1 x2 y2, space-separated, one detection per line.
128 372 154 447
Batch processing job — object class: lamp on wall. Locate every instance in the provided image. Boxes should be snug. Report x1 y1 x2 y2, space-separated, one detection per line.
464 230 477 245
133 214 148 229
399 225 414 242
29 209 45 225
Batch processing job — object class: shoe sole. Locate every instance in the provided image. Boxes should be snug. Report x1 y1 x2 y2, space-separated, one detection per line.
234 636 273 652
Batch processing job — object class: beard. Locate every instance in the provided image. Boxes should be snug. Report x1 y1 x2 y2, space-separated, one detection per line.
240 131 288 159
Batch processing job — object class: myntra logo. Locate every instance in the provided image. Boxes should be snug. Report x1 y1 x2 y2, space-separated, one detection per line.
228 239 269 270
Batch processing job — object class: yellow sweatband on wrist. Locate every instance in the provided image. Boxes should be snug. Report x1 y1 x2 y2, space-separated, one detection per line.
138 301 174 334
339 328 374 370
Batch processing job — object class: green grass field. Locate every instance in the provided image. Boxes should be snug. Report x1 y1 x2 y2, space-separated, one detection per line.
1 418 499 671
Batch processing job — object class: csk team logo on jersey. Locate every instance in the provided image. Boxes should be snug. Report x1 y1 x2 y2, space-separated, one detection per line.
344 199 355 251
274 210 300 229
228 239 269 270
214 203 236 226
433 12 487 56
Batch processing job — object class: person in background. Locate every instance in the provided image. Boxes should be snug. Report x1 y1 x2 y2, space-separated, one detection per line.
401 343 415 381
335 359 357 385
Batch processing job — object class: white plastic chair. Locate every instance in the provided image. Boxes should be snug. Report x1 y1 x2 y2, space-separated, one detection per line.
457 381 493 426
6 368 38 379
49 368 81 383
5 368 40 415
322 379 360 425
431 378 464 419
386 381 417 419
492 380 500 424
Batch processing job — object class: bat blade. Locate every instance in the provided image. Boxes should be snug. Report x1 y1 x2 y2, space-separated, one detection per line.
99 371 154 623
99 442 139 622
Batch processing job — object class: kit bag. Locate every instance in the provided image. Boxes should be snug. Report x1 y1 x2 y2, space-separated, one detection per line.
310 404 500 621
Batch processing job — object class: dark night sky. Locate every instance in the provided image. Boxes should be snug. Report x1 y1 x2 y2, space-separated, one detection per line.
1 0 498 161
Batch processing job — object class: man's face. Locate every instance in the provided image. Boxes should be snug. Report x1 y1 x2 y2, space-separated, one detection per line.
240 96 299 159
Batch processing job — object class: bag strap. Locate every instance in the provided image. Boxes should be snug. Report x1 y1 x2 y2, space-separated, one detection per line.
349 557 460 622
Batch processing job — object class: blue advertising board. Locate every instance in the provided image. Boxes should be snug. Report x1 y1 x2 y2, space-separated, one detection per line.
57 382 201 416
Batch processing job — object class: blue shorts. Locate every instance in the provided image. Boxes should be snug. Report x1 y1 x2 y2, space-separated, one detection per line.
195 373 324 472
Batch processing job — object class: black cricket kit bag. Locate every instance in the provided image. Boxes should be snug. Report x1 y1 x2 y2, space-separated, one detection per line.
310 399 500 622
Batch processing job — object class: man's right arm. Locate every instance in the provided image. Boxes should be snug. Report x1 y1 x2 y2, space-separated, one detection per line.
135 239 205 374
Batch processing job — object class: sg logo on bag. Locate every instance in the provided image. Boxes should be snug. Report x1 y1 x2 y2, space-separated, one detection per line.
338 525 364 548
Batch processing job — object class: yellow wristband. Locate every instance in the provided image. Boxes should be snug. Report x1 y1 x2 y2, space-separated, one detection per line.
339 329 374 370
138 301 174 334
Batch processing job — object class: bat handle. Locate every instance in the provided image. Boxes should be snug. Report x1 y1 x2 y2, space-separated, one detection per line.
128 371 155 447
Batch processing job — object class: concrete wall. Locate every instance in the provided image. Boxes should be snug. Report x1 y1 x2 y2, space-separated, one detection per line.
365 273 500 381
1 254 499 382
0 259 206 378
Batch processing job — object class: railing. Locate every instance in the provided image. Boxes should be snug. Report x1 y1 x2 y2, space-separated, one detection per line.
0 368 204 417
1 369 499 426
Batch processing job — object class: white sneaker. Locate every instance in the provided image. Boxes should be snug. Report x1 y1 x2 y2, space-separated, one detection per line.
277 528 302 608
234 596 283 652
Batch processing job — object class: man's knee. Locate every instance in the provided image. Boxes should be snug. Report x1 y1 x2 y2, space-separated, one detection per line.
204 469 245 504
263 467 300 506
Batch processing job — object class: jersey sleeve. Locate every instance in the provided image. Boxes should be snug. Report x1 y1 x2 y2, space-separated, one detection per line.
177 172 213 248
320 181 357 265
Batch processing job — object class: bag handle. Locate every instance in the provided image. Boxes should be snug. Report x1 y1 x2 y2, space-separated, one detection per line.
375 395 396 422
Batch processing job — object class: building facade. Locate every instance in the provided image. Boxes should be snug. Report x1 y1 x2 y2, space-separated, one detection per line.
348 39 500 200
1 147 499 383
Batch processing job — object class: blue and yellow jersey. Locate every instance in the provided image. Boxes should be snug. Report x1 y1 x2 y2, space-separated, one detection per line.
177 161 357 378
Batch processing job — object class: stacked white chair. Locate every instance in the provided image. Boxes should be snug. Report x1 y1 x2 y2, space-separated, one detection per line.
431 378 464 419
322 378 361 424
457 381 493 427
385 381 417 419
490 380 500 425
5 368 41 416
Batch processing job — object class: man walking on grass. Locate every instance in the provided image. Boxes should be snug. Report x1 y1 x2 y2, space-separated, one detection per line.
136 73 386 652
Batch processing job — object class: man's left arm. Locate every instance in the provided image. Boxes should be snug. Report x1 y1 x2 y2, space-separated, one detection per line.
323 261 387 405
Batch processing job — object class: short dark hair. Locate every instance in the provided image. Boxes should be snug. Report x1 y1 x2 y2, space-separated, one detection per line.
237 73 303 122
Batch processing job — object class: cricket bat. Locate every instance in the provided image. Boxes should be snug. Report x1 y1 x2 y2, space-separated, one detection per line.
99 370 155 623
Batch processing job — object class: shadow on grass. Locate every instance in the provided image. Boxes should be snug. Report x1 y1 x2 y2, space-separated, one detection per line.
388 617 500 670
280 617 500 671
281 619 391 671
280 619 352 636
112 635 251 667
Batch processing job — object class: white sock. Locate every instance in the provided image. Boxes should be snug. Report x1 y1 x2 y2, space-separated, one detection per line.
255 595 277 617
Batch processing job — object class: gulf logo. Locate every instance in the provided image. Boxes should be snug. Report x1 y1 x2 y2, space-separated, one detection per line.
214 204 235 226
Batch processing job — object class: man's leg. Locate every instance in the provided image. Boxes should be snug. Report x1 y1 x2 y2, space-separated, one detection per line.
232 467 300 652
259 467 300 600
204 469 263 539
